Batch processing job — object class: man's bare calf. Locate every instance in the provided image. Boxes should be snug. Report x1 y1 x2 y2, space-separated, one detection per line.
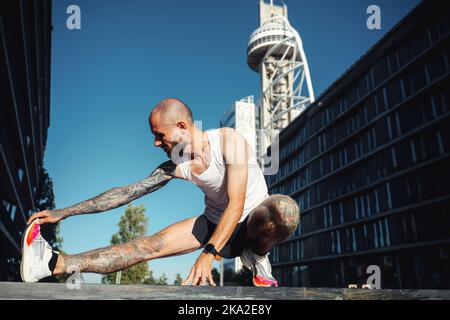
245 194 300 255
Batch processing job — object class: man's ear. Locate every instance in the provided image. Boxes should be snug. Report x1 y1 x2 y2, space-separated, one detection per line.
177 121 187 130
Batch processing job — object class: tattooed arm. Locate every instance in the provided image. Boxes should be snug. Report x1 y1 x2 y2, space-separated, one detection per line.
27 160 177 225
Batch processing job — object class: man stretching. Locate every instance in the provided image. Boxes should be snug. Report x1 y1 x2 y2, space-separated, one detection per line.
21 98 300 287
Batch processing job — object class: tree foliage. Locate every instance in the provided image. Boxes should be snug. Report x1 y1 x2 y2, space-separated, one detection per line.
173 273 183 285
35 167 63 252
102 204 150 284
34 166 67 283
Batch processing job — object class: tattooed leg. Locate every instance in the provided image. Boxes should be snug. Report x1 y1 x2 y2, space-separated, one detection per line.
53 217 201 275
245 194 300 255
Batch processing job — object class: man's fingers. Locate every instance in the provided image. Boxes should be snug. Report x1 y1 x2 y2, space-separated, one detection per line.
208 271 216 286
27 211 46 225
192 271 202 286
27 213 39 225
201 273 207 286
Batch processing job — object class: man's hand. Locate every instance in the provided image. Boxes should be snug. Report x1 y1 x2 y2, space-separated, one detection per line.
182 252 216 286
27 210 66 225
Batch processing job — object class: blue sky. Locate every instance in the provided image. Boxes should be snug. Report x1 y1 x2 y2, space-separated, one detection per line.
48 0 420 284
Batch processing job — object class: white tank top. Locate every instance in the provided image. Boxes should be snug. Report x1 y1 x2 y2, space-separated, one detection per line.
177 129 269 223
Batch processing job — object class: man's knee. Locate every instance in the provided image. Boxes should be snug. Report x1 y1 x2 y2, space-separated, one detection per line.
268 194 300 236
247 194 300 242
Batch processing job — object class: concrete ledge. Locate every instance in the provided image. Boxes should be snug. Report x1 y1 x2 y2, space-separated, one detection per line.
0 282 449 300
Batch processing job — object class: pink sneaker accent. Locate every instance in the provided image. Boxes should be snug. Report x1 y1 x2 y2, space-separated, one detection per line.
253 274 278 287
26 222 40 247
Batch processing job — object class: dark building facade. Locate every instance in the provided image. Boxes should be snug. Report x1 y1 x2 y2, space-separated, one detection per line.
267 0 450 289
0 1 52 281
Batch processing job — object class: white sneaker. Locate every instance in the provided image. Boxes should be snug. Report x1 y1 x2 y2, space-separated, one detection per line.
240 248 278 287
20 219 57 282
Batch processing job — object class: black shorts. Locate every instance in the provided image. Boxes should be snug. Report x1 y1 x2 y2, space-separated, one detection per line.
192 214 250 259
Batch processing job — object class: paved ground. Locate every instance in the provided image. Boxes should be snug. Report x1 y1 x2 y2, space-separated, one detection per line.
0 282 449 300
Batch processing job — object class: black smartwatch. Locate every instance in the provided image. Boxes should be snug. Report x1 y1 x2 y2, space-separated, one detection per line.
203 243 220 258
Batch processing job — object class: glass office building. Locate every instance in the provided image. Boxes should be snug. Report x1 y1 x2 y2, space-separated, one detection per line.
0 0 52 281
267 0 450 289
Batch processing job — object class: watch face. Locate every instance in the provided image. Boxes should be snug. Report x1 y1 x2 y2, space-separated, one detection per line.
204 244 214 253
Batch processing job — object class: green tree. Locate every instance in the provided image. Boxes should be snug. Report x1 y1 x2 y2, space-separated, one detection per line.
102 204 150 284
33 166 67 283
211 268 220 285
35 167 63 252
157 273 168 285
232 268 252 286
142 271 168 285
221 267 252 286
174 273 183 285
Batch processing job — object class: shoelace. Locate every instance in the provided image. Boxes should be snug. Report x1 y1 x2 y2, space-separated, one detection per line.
253 252 272 275
31 234 47 262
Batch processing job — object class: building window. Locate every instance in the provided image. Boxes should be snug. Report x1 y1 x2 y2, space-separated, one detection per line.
400 78 406 98
391 147 398 168
390 115 400 140
411 214 418 241
360 196 365 218
427 52 447 82
385 79 405 108
374 188 381 214
411 28 430 56
411 65 428 92
419 136 428 159
363 224 368 246
10 205 16 222
410 140 417 163
18 168 24 183
2 200 11 212
384 218 391 247
436 130 445 155
386 116 393 140
351 227 357 252
386 182 393 210
366 194 372 217
328 205 333 226
373 222 379 248
383 87 389 109
367 132 373 152
331 231 335 254
354 198 360 220
378 220 385 248
355 141 361 159
336 230 342 254
373 57 389 85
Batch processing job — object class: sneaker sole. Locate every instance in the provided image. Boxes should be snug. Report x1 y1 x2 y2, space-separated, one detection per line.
20 221 37 282
253 275 278 287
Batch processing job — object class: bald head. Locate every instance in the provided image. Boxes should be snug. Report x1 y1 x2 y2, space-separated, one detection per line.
149 98 194 126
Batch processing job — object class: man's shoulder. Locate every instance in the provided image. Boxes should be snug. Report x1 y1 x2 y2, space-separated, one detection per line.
218 127 237 135
217 128 251 164
217 127 240 143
